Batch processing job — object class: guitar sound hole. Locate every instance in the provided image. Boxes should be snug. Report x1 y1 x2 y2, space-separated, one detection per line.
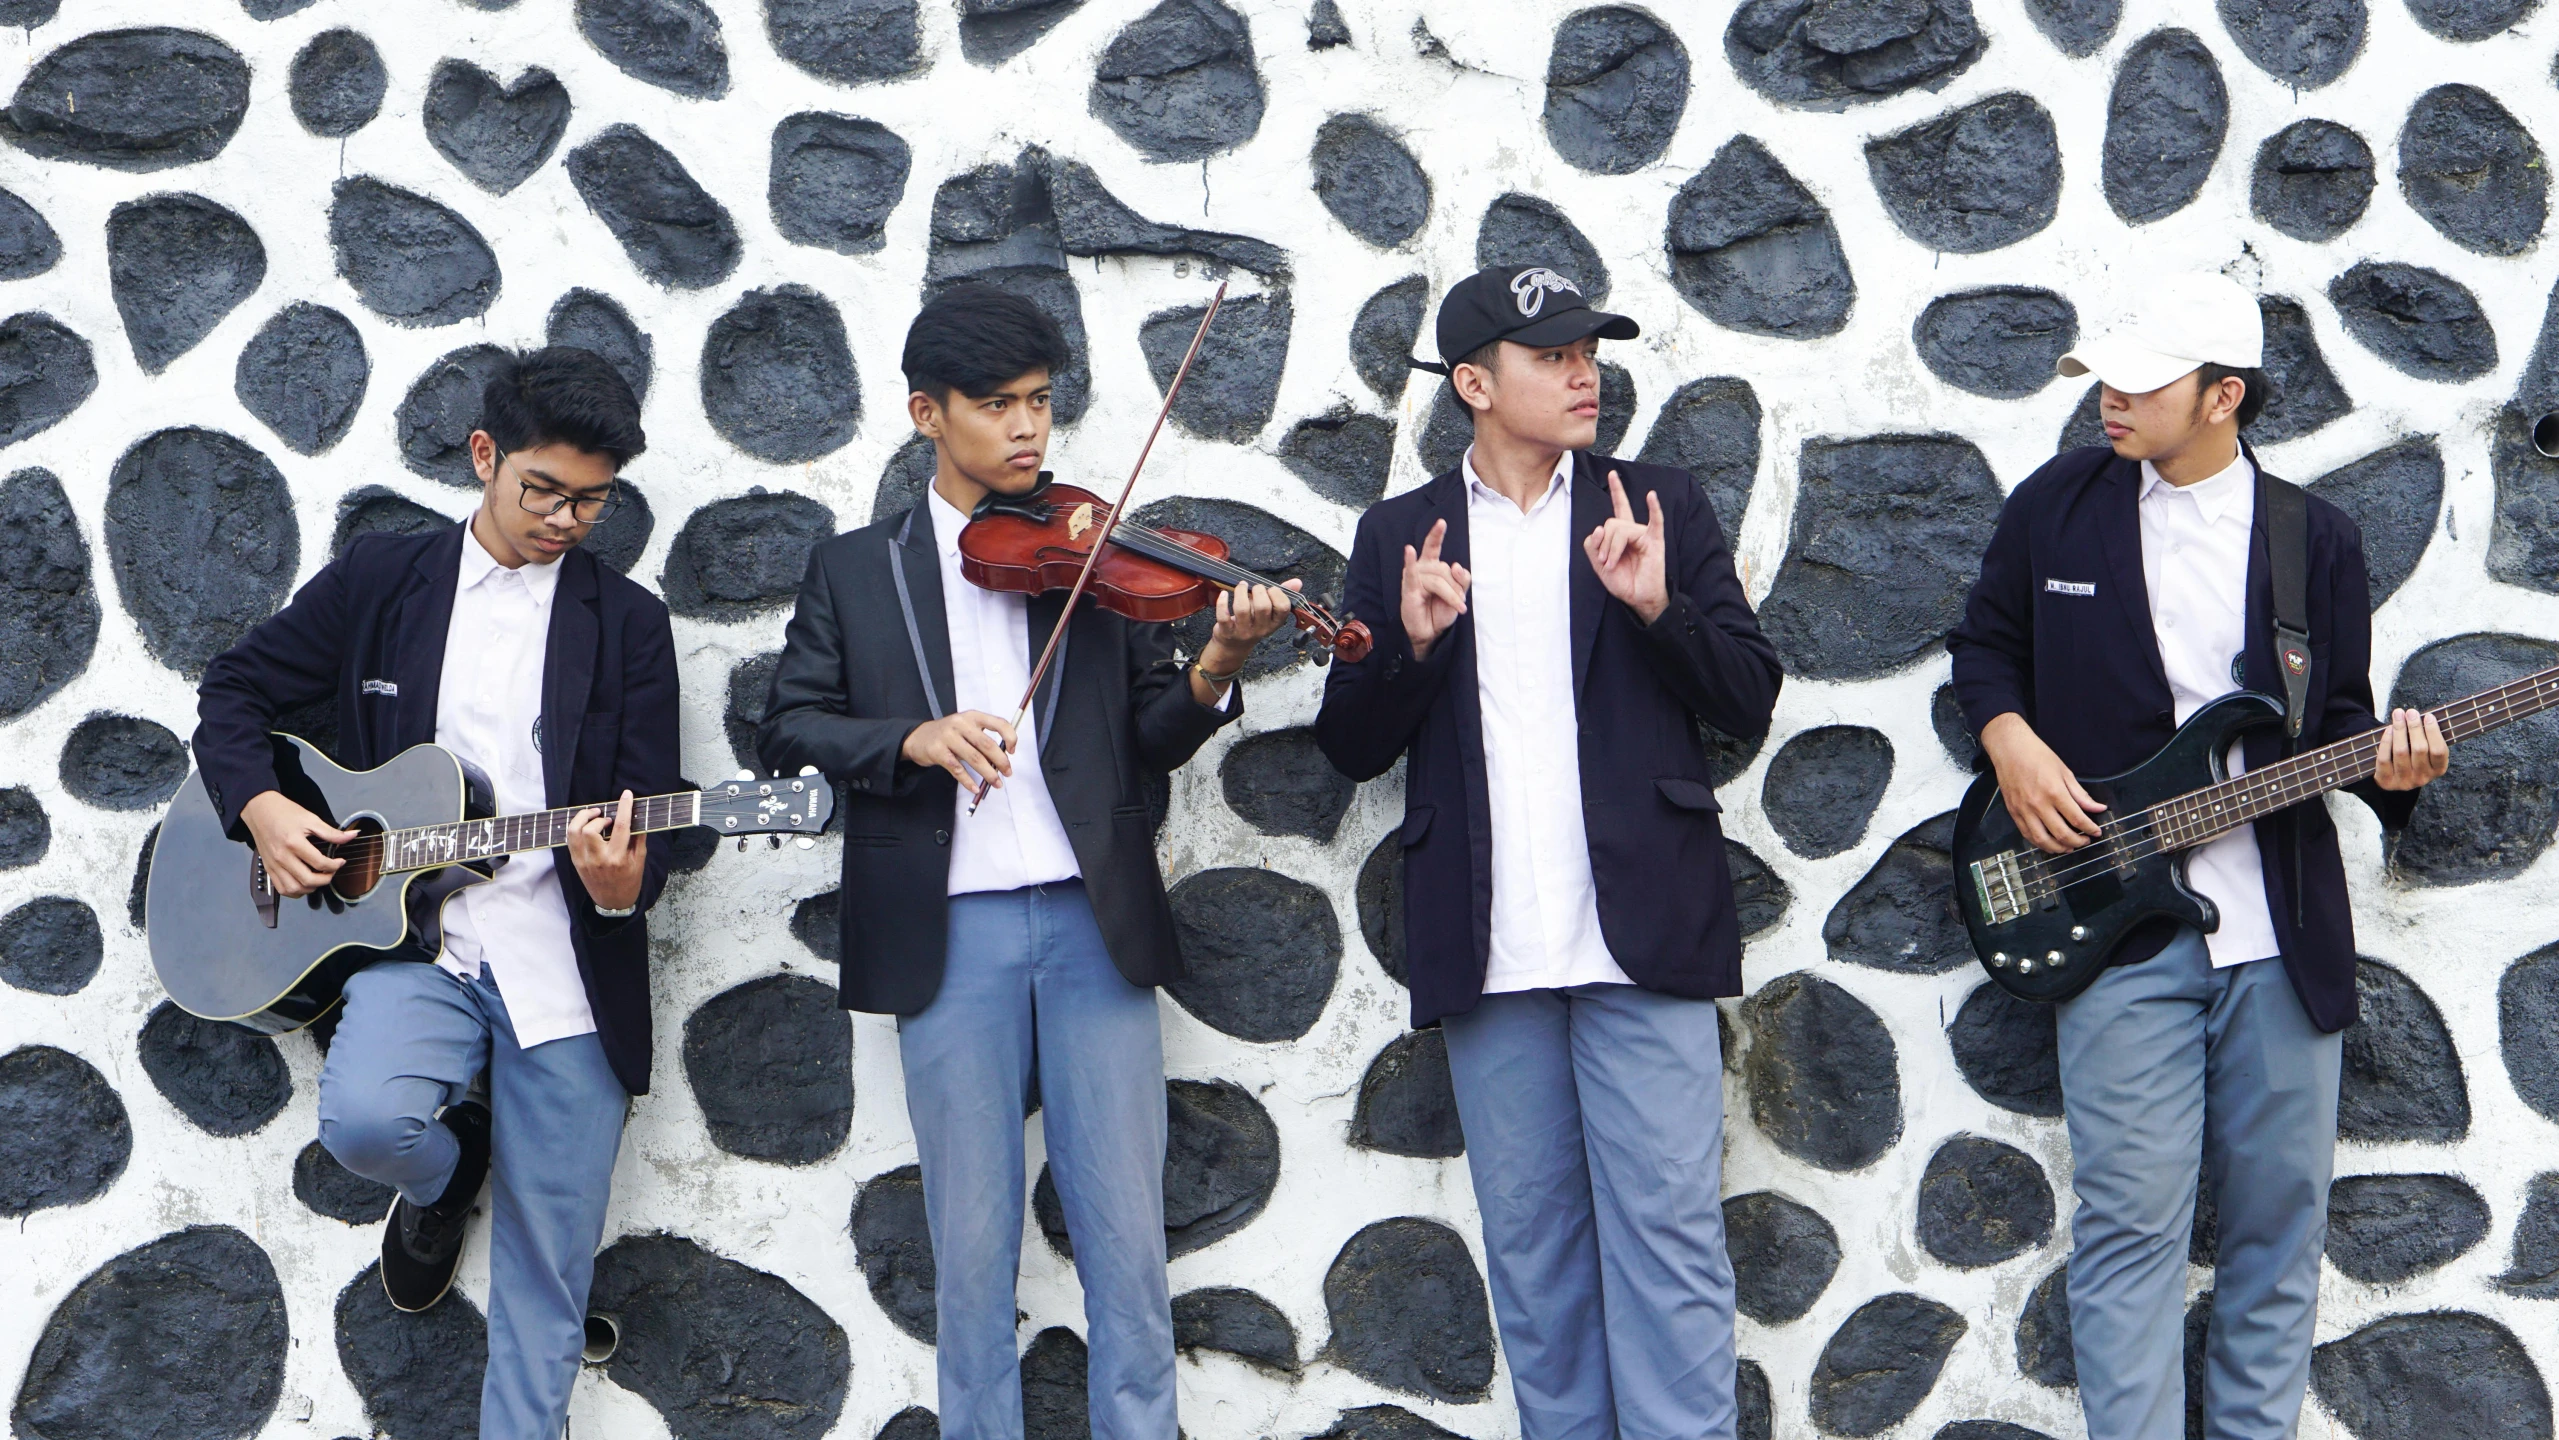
330 817 387 901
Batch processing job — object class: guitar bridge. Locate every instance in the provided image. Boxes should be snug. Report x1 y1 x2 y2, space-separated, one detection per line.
1971 850 2032 925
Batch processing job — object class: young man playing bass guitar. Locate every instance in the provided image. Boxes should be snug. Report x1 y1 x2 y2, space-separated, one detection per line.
1948 273 2447 1440
193 348 674 1440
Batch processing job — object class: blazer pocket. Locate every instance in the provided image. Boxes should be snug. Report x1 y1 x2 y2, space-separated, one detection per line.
844 834 902 848
1653 777 1722 813
1400 805 1435 847
1113 804 1149 820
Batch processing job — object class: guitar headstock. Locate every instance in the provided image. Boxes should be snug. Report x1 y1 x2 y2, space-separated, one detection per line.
699 769 836 841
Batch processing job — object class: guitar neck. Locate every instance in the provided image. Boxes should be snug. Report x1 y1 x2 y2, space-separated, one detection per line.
378 791 702 874
2155 663 2559 850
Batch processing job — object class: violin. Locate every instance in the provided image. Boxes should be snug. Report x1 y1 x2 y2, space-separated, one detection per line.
958 478 1372 663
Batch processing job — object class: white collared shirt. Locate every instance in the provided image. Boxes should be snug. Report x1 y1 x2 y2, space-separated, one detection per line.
1463 447 1636 993
2138 451 2280 969
928 490 1082 896
434 526 594 1046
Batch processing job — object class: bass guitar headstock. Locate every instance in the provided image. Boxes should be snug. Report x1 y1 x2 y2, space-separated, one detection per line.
699 767 836 848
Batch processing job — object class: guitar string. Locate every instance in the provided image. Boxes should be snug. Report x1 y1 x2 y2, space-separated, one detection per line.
329 792 703 873
1079 506 1340 625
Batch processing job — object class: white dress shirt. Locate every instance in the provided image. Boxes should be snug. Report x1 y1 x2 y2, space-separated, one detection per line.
1463 447 1636 993
434 527 595 1046
929 490 1082 896
2138 452 2280 969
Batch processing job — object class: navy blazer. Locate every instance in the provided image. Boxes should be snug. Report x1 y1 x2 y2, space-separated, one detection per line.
193 524 681 1095
1316 452 1783 1028
1946 443 2415 1033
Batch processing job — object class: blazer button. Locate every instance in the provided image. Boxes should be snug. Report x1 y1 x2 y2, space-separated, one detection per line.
935 829 951 846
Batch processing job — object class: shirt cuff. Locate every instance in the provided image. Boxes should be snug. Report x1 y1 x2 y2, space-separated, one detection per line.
592 901 637 919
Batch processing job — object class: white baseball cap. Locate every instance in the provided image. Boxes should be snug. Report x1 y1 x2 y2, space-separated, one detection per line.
2056 272 2265 395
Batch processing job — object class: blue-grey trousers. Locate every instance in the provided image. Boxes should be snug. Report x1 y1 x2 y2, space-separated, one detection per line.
2057 927 2342 1440
1440 983 1738 1440
318 960 627 1440
898 880 1177 1440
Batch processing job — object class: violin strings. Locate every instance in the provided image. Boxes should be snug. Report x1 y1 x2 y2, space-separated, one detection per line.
1092 507 1326 616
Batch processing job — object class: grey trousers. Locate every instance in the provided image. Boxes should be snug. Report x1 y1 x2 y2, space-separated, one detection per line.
2056 926 2341 1440
1440 983 1737 1440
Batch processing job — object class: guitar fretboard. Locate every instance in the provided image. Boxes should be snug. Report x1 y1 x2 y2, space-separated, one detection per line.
377 792 703 873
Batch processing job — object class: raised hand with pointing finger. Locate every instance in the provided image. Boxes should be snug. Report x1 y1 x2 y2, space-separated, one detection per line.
1583 469 1668 624
1401 517 1473 660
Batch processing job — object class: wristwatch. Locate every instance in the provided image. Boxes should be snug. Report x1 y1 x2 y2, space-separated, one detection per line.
593 901 637 919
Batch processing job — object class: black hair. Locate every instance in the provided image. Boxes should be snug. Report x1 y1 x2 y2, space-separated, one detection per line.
2194 362 2270 431
479 346 646 469
1449 340 1503 424
903 286 1072 403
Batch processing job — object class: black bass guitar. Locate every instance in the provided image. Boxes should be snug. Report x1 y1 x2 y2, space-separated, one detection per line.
148 734 835 1033
1953 663 2559 1002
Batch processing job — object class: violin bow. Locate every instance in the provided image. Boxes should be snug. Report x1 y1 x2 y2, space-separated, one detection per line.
968 279 1229 814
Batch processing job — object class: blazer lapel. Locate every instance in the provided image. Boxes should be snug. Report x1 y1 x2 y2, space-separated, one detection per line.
1567 451 1608 697
541 550 601 806
393 525 466 752
894 504 958 718
1421 472 1486 765
2096 455 2172 700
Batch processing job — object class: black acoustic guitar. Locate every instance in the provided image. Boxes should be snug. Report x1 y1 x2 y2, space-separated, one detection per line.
1953 663 2559 1002
147 734 835 1034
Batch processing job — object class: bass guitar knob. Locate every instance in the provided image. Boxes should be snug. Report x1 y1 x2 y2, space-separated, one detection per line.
1990 951 2011 969
2046 950 2065 968
2016 957 2037 975
2070 926 2089 942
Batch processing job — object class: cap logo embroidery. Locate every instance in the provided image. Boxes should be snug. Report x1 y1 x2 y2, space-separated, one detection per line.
1511 268 1581 318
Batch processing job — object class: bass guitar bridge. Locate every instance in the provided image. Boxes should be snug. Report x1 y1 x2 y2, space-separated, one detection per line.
1971 850 2032 926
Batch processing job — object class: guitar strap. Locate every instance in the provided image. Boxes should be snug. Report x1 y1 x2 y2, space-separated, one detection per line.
893 506 1068 740
2260 465 2313 933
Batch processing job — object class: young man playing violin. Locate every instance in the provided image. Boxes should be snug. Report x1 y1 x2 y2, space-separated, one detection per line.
192 348 675 1440
1316 267 1783 1440
1949 273 2446 1440
758 286 1296 1440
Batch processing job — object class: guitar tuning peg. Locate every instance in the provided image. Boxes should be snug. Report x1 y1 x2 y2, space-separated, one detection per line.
735 836 749 852
795 837 815 849
798 765 817 776
767 835 781 849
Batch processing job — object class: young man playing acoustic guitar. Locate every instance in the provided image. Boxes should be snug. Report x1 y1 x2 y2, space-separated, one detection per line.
1948 273 2447 1439
193 348 675 1440
757 286 1295 1440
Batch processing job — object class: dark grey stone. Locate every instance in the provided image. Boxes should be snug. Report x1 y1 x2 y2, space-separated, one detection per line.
851 1163 935 1342
1760 435 2000 680
1913 288 2075 399
2386 634 2559 883
2217 0 2365 87
1724 1190 1840 1324
1761 725 1891 859
2324 1172 2488 1283
588 1233 849 1439
2103 29 2229 224
770 114 909 256
1323 1217 1495 1402
1416 387 1470 479
0 469 94 723
661 491 835 622
2311 1311 2554 1439
1933 684 1974 765
2339 958 2469 1143
664 799 718 874
547 288 652 402
0 1046 128 1214
880 1408 939 1440
725 652 781 771
127 823 154 929
1166 867 1339 1040
106 193 264 373
1313 114 1429 248
875 435 936 524
60 714 184 810
235 303 367 456
1477 192 1608 306
2408 0 2538 39
0 0 56 28
0 787 45 870
1307 0 1351 48
682 973 851 1164
566 124 741 290
15 1226 285 1439
577 0 728 97
1021 1326 1089 1440
1281 408 1395 509
242 0 317 16
791 889 840 963
335 1261 482 1440
2251 119 2376 242
1543 7 1689 175
289 29 385 138
1358 831 1406 985
2252 296 2351 445
1866 94 2061 254
1714 841 1783 943
2015 1264 2074 1387
397 344 512 487
1596 360 1636 455
137 999 288 1137
0 312 97 449
1742 971 1902 1170
292 1138 393 1224
1810 1292 1967 1436
1140 291 1291 443
1738 1361 1772 1440
1936 1426 2053 1440
1351 275 1427 401
0 188 58 283
769 0 923 84
1040 1079 1281 1261
1309 1407 1472 1440
1917 1134 2054 1268
1666 137 1854 339
1090 0 1264 163
2327 261 2496 381
2183 1292 2214 1434
1722 0 1985 110
0 897 98 996
2499 1173 2559 1297
104 428 296 678
2402 82 2548 257
1044 152 1288 278
963 0 1085 64
2058 383 2106 452
1350 1029 1461 1159
329 177 500 327
1222 727 1353 840
1174 1287 1298 1372
2192 1161 2221 1268
1948 979 2062 1117
1637 377 1761 531
424 60 569 195
2306 438 2438 608
2505 943 2559 1124
1132 497 1345 676
0 28 250 172
2490 283 2559 594
577 476 648 566
701 286 860 463
2022 0 2120 53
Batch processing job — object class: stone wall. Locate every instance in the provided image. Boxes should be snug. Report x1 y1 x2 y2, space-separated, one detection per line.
3 1 2558 1437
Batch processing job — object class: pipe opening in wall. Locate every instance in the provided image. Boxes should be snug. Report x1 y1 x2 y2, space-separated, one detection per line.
581 1313 619 1364
2534 412 2559 459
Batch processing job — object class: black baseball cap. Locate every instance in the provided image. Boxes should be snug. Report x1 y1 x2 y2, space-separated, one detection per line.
1410 265 1639 376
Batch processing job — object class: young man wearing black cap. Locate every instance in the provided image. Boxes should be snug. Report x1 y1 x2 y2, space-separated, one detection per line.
1949 273 2447 1439
1316 267 1782 1440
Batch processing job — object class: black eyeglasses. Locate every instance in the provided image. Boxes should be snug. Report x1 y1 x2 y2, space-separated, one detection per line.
497 448 622 523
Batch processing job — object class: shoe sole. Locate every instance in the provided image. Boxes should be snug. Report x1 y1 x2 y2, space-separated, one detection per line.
380 1193 464 1314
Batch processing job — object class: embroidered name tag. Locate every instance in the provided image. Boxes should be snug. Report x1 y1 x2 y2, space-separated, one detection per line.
361 679 399 697
2044 579 2097 597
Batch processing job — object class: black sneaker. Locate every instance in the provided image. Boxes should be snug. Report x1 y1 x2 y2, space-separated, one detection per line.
381 1100 491 1313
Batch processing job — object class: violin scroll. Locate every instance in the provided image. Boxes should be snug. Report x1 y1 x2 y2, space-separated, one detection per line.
1322 617 1373 663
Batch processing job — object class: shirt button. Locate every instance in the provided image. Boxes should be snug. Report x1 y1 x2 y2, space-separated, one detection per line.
935 829 951 846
